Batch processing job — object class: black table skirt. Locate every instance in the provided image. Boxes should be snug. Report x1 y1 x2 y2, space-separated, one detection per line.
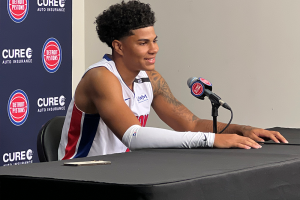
0 127 300 200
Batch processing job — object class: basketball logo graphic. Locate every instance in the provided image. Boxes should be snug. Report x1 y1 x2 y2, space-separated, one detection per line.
7 0 29 23
199 78 212 86
7 89 29 126
42 38 62 73
191 82 204 96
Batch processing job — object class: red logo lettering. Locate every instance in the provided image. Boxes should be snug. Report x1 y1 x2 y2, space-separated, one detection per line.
136 114 149 127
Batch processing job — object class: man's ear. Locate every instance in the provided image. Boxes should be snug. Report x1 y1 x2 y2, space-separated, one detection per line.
112 40 123 56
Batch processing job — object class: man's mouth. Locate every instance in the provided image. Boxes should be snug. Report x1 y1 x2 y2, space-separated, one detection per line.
145 58 155 63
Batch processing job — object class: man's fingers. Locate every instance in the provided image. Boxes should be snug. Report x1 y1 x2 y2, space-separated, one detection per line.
249 133 265 142
251 129 289 144
235 142 261 149
235 137 262 149
272 131 288 143
263 131 287 143
269 134 280 143
235 143 251 149
243 138 262 149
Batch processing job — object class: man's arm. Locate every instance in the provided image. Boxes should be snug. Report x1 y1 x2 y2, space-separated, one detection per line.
75 67 141 140
147 70 288 146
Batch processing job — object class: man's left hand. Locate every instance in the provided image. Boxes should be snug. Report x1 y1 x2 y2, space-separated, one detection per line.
241 126 288 143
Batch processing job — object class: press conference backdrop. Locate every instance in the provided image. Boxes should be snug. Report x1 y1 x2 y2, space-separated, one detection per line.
0 0 72 166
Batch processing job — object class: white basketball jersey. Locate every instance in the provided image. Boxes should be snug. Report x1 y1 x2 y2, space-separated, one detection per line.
58 54 153 160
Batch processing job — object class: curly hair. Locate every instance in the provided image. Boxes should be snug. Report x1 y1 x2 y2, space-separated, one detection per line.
95 0 156 48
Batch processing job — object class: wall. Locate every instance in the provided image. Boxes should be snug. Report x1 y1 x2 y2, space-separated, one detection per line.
73 0 300 129
72 0 85 95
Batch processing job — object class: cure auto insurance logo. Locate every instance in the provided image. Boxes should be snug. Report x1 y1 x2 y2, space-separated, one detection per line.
7 0 29 23
42 38 62 73
7 89 29 126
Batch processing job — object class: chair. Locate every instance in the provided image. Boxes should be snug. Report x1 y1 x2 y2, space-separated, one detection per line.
37 116 65 162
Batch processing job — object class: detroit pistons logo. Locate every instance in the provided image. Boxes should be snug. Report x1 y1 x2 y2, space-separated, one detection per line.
191 82 204 96
199 78 212 86
7 0 29 23
7 89 29 126
42 38 62 73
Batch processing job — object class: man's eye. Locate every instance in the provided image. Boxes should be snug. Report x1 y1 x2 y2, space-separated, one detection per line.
154 40 158 43
140 42 146 45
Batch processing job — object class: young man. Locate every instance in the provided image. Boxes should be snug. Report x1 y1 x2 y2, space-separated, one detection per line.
58 0 287 160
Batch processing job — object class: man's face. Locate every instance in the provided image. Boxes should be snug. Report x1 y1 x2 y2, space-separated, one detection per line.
121 26 159 72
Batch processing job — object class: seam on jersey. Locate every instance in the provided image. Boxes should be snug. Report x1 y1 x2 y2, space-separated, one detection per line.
73 113 100 158
71 112 85 159
73 100 99 116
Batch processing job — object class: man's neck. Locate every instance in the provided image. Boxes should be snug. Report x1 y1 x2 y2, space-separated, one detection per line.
111 53 139 91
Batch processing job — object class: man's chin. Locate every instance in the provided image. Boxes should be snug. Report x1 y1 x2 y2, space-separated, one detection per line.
145 64 155 71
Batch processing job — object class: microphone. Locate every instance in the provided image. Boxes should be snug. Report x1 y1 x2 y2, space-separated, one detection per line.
187 77 231 110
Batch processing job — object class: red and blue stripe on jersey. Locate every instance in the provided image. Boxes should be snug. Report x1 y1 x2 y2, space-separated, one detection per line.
62 104 100 160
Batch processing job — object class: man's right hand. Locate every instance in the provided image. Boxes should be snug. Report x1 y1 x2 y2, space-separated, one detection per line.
213 134 262 149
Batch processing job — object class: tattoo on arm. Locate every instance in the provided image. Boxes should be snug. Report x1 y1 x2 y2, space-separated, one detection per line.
148 70 182 106
192 114 198 122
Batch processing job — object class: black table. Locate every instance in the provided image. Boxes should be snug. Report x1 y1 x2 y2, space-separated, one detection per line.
0 128 300 200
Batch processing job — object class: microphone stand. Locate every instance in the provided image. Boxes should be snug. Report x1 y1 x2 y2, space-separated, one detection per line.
211 102 220 133
208 94 221 133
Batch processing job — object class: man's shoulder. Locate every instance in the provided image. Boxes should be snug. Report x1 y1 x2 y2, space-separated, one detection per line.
84 55 114 77
74 66 122 113
83 67 117 86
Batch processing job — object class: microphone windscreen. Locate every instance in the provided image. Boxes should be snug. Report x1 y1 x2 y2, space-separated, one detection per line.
187 77 198 88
